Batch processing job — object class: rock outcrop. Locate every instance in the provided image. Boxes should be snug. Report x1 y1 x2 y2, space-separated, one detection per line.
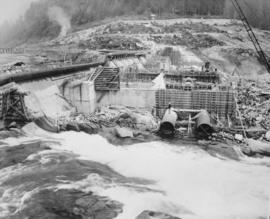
115 126 134 138
136 210 181 219
265 131 270 141
11 189 123 219
247 139 270 156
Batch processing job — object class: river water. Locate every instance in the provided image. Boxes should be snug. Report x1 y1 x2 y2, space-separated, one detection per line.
55 132 270 219
1 129 270 219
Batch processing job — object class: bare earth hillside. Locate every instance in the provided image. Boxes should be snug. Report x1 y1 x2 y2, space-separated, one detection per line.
45 18 270 82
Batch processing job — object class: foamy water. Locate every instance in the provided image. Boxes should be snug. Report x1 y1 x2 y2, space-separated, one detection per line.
1 129 270 219
50 131 270 219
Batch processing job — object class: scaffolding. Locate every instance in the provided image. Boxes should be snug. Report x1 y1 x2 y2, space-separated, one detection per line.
0 83 30 127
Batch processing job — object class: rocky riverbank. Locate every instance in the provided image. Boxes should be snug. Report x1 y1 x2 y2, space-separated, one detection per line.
4 100 270 162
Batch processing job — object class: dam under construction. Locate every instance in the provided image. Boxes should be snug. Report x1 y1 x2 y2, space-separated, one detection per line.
0 15 270 219
0 51 238 141
0 50 269 219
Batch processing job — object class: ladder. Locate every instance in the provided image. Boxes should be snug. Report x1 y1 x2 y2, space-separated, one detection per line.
231 0 270 73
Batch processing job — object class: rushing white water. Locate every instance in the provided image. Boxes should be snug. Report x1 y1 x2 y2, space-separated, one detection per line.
47 131 270 219
1 127 270 219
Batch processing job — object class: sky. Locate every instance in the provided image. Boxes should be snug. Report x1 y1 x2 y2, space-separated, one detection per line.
0 0 39 24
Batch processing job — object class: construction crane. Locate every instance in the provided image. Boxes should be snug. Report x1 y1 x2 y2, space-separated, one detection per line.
231 0 270 73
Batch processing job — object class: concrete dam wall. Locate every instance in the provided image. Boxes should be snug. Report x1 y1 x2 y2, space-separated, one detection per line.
63 81 156 114
97 88 155 110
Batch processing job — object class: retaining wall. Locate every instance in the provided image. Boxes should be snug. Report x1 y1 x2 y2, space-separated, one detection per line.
64 82 156 114
97 88 156 110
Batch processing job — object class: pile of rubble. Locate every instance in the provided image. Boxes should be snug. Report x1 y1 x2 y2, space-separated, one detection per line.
58 106 158 135
58 114 102 134
89 21 225 51
233 48 256 57
237 85 270 130
195 34 225 48
149 32 225 49
0 62 29 75
221 48 257 66
102 22 157 34
95 106 158 131
78 36 147 50
155 21 225 33
100 21 224 35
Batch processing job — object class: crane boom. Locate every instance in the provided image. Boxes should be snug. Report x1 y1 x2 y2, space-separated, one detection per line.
231 0 270 73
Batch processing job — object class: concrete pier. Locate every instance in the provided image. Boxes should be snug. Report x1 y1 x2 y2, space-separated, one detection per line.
63 81 96 114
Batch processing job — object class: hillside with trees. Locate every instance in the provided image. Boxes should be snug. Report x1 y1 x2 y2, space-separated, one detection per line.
0 0 270 46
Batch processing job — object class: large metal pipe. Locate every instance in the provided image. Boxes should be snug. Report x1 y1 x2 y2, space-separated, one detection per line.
0 61 106 86
159 109 178 136
195 110 214 138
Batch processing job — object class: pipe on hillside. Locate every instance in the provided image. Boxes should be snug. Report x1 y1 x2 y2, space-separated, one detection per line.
0 61 106 86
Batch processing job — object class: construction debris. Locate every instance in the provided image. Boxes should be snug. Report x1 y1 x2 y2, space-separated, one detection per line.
148 33 225 49
95 106 158 131
79 36 147 50
54 106 158 135
237 84 270 130
102 22 157 35
99 21 225 35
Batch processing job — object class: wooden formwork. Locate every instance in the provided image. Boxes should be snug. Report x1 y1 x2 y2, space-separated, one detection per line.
156 89 236 119
122 70 220 84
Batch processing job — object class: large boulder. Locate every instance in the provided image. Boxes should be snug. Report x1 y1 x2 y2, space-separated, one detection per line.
136 210 181 219
235 134 244 142
115 127 134 138
132 112 158 131
78 122 99 134
265 131 270 141
12 189 123 219
247 139 270 156
66 122 80 132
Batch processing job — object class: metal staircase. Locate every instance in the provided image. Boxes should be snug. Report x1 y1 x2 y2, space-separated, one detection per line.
89 67 120 103
89 66 104 81
90 67 120 91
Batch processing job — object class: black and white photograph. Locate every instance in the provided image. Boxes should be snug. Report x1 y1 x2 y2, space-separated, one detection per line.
0 0 269 218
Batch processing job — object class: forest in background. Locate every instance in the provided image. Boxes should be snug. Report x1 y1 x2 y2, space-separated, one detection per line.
0 0 270 46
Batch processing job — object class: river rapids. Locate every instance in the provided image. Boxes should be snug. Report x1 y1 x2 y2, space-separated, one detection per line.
0 126 269 219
